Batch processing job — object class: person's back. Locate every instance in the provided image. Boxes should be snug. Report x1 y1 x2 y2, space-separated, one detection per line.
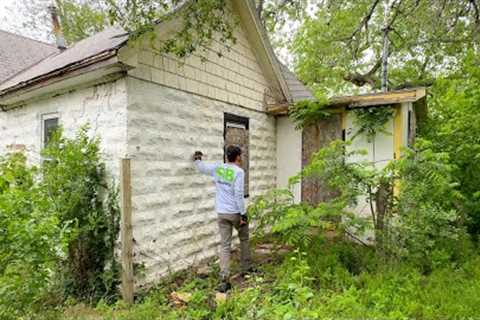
193 146 252 293
198 162 245 215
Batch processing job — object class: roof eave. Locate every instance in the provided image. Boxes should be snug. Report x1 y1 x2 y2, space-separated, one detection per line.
329 87 427 108
233 0 292 104
0 55 131 109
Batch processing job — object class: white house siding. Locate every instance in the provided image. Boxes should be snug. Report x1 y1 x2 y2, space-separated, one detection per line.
126 76 277 286
124 18 277 113
276 116 302 203
345 110 395 169
118 9 280 286
0 79 128 179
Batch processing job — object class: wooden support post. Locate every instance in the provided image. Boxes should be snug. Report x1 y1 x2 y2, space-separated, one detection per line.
120 158 134 304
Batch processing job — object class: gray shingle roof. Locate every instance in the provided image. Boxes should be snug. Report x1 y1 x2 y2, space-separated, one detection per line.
0 27 129 91
0 30 59 84
279 63 314 103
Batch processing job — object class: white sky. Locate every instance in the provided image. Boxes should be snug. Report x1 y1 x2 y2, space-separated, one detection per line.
0 0 53 43
0 0 21 32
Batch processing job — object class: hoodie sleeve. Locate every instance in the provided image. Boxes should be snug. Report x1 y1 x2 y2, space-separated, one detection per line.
234 169 246 215
194 160 218 177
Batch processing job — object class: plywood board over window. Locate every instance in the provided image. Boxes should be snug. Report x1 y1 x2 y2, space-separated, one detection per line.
224 113 249 197
302 114 342 205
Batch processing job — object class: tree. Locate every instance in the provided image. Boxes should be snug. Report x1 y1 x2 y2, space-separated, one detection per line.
292 0 480 95
6 0 305 58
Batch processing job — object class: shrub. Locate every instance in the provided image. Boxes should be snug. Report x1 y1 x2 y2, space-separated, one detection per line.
0 126 120 319
42 126 120 301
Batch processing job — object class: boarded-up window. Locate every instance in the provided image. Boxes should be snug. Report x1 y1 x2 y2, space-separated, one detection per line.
42 114 59 147
302 114 342 205
224 113 249 197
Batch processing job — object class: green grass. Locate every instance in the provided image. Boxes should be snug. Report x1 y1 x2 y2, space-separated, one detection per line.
34 238 480 320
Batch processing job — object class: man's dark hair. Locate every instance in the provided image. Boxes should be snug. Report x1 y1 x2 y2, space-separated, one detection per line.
226 145 242 162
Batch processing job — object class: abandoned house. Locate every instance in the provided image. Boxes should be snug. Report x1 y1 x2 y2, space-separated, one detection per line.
0 0 314 287
0 0 427 291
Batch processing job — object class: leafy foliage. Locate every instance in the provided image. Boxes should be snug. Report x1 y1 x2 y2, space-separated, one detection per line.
42 126 121 301
423 51 480 238
0 154 63 319
292 0 480 94
0 127 120 319
32 237 480 320
352 106 395 142
288 96 331 129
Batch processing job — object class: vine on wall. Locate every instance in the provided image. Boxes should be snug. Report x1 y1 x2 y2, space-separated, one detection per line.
289 97 332 129
351 106 395 142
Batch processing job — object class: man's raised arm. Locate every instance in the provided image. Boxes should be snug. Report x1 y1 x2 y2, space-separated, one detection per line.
193 151 218 176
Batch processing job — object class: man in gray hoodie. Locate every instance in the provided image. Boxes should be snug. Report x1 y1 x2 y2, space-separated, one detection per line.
193 145 252 292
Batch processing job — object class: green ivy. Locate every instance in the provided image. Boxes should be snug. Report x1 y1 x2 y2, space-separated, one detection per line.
289 97 331 129
352 106 395 142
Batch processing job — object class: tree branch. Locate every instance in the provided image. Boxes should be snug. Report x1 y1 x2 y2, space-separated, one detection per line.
347 0 381 44
469 0 480 24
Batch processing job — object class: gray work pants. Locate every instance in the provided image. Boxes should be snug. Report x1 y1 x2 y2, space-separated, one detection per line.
217 213 251 279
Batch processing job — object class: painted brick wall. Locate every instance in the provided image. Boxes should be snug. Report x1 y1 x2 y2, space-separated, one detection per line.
126 77 276 286
0 79 128 178
124 17 276 112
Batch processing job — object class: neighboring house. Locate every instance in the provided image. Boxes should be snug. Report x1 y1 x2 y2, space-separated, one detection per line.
0 0 426 289
0 0 312 287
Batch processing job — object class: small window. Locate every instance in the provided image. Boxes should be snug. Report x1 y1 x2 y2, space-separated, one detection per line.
42 114 59 147
224 113 249 197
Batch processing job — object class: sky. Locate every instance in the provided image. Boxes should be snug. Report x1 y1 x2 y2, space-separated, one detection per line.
0 0 53 43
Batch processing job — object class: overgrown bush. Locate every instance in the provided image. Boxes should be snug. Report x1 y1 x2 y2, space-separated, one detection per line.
43 127 120 301
424 50 480 238
250 139 469 270
0 153 64 318
391 139 469 270
0 126 120 319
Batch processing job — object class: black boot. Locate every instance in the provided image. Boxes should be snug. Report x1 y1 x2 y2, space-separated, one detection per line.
217 279 232 293
240 266 259 277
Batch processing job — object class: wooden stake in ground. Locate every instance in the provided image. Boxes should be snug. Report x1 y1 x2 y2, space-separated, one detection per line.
120 158 134 304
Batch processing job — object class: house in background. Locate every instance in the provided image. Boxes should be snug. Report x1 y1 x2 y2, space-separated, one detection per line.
0 0 312 288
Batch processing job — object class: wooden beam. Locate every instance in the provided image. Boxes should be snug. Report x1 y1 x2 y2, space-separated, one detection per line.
266 104 289 116
120 158 134 304
330 88 426 108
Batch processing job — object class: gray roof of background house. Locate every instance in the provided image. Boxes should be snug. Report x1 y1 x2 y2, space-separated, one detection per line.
0 27 129 91
0 29 59 84
279 63 314 103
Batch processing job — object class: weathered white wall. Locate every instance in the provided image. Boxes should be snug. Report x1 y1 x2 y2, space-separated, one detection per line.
120 13 277 113
345 109 395 169
0 79 128 178
126 77 276 286
276 116 302 203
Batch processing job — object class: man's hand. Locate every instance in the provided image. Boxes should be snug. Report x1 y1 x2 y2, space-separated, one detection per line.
240 214 248 226
193 151 203 161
